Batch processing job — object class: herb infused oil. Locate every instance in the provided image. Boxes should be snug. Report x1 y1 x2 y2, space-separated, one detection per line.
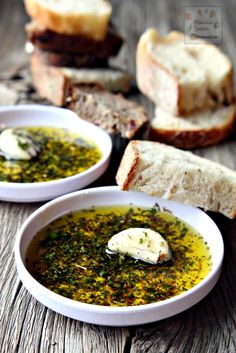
26 205 212 306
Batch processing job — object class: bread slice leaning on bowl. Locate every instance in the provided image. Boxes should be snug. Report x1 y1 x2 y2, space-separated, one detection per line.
116 140 236 219
149 104 236 149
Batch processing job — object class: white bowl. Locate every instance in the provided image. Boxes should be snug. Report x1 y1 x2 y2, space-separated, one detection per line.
15 186 224 326
0 105 112 202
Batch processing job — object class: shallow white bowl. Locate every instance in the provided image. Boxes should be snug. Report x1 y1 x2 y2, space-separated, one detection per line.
0 105 112 202
15 186 224 326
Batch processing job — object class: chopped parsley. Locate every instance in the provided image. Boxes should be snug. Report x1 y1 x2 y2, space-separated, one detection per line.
26 205 212 306
0 126 101 182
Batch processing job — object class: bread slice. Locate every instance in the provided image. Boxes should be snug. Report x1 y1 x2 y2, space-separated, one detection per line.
149 105 236 149
29 51 132 106
136 29 234 115
23 0 112 40
30 45 108 68
67 85 148 139
116 140 236 218
26 20 123 56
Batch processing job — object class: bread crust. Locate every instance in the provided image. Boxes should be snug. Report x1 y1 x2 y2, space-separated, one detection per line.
24 0 112 40
149 105 236 149
222 67 234 104
30 51 69 105
116 141 140 190
136 30 179 115
149 124 234 149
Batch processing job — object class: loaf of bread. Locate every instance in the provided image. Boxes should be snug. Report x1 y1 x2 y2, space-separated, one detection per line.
149 105 236 149
116 140 236 218
136 29 234 115
67 85 148 139
24 0 112 40
29 51 132 106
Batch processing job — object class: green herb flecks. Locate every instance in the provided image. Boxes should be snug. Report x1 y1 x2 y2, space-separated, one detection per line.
26 206 212 306
0 126 101 182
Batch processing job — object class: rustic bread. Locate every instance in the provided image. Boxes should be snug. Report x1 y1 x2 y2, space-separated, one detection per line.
149 105 236 149
136 29 234 115
26 20 123 56
67 85 148 139
24 0 112 40
116 140 236 218
29 51 132 106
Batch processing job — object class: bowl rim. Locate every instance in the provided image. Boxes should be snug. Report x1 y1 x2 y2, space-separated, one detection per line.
0 104 112 189
14 186 224 316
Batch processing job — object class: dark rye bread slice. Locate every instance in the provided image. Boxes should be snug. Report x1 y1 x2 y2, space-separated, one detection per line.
30 45 108 68
67 85 148 139
26 21 123 57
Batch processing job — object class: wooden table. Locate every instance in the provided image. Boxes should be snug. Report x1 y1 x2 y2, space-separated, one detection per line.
1 0 236 352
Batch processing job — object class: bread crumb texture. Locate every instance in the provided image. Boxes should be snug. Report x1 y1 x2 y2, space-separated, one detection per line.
136 29 233 115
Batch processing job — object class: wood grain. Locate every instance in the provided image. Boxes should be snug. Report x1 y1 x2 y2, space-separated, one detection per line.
1 0 236 352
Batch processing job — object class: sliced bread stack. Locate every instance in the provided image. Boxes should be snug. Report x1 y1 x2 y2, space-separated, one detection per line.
136 28 236 148
24 0 132 106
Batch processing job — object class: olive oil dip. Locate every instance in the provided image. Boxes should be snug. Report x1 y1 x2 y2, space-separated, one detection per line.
26 205 212 306
0 126 101 183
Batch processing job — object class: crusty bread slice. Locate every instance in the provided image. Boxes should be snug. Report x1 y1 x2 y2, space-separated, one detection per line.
149 105 236 149
136 29 234 115
24 0 112 40
29 51 132 106
116 140 236 218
